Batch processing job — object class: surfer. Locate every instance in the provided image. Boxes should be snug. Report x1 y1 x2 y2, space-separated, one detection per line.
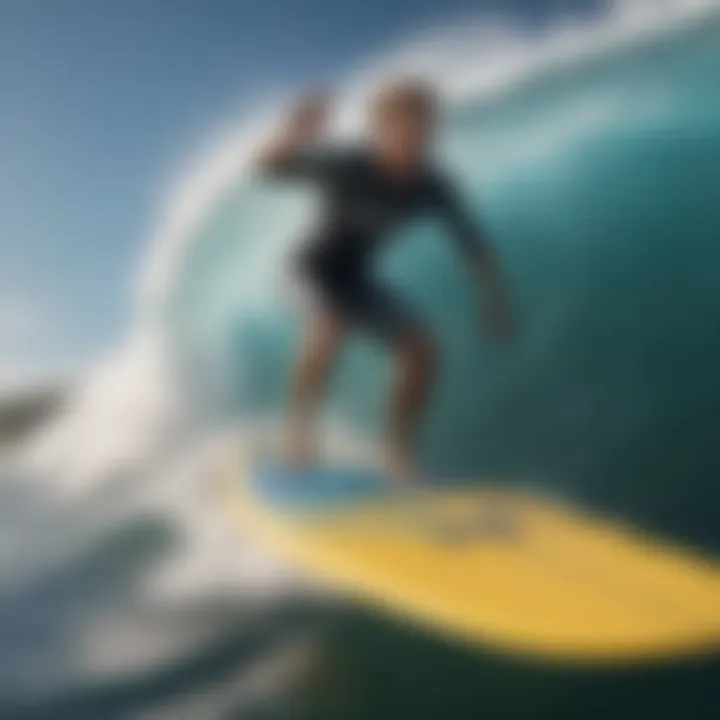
256 78 513 483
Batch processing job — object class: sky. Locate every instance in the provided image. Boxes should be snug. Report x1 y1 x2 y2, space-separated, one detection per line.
0 0 604 387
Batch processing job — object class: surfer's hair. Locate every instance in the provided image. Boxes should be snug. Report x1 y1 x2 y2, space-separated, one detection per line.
372 77 440 121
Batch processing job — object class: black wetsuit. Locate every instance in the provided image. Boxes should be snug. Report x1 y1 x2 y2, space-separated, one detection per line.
267 146 486 343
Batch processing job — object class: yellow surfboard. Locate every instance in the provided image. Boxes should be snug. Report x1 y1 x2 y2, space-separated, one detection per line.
218 445 720 664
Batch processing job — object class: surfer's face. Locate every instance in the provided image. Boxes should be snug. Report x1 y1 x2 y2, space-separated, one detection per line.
371 80 439 170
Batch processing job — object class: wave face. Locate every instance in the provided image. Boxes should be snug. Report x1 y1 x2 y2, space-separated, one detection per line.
168 20 720 548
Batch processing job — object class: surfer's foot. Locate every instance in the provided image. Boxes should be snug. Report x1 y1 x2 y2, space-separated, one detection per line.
385 446 423 491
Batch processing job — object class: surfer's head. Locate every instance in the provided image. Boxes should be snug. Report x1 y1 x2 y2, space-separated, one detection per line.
371 77 440 170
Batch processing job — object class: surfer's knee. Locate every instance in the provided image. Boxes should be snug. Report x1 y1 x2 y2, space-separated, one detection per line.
314 312 347 349
304 314 346 360
400 331 438 377
295 316 346 393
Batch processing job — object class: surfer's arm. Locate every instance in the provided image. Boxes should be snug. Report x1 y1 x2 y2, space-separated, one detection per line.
435 179 514 340
255 91 332 178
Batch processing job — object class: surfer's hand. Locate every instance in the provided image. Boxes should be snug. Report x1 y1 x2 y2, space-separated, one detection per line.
286 90 331 142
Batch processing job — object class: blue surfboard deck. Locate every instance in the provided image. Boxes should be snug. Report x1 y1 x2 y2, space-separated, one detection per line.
252 463 389 513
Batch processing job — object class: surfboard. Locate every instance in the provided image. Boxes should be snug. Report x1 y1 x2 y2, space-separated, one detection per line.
217 445 720 664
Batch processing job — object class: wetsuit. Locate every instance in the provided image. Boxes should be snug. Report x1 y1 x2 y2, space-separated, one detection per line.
267 146 486 344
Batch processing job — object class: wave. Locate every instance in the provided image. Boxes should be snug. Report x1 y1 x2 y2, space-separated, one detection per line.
6 1 720 708
20 0 719 487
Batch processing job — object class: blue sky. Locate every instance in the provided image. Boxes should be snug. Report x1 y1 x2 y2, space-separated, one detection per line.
0 0 602 385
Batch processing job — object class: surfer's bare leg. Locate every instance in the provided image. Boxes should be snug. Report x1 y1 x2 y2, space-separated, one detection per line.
285 312 347 466
387 331 438 483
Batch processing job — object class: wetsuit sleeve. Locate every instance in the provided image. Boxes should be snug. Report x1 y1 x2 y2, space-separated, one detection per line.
262 146 346 183
432 175 488 261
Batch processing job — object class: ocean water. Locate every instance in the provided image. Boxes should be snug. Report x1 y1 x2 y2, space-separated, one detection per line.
5 4 720 718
